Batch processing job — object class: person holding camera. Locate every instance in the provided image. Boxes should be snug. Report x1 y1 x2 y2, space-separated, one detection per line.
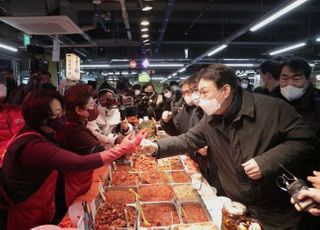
137 82 158 119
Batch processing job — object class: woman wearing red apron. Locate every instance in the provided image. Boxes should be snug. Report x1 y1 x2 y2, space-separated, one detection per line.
0 90 145 230
57 85 144 208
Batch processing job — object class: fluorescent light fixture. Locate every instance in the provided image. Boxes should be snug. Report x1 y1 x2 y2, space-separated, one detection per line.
80 70 85 73
80 64 130 69
225 63 255 67
143 39 149 43
121 71 129 75
81 64 110 68
142 6 153 11
149 63 184 67
269 42 306 56
142 34 149 38
207 44 228 57
111 59 129 62
178 68 186 73
316 38 320 42
250 0 309 32
172 73 177 77
223 58 251 61
144 43 151 46
0 42 18 52
141 28 149 32
152 77 165 80
140 20 150 26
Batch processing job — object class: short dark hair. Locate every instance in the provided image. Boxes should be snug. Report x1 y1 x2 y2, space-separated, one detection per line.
199 64 239 92
142 82 154 91
64 84 93 122
132 84 141 90
280 58 312 79
22 90 63 129
260 60 282 80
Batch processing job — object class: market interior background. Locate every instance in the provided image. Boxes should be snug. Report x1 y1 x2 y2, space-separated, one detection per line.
0 0 320 89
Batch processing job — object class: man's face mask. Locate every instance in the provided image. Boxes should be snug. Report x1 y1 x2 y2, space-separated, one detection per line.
134 90 141 96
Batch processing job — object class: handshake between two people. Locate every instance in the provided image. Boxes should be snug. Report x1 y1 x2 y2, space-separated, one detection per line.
112 130 159 157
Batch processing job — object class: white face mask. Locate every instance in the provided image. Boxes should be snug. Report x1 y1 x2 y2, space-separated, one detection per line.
259 78 266 88
134 90 141 96
0 84 7 99
164 91 172 99
241 83 248 89
199 90 223 116
184 95 193 106
191 92 200 106
280 85 305 101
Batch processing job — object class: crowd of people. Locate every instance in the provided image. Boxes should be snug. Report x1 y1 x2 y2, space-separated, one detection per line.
0 57 319 229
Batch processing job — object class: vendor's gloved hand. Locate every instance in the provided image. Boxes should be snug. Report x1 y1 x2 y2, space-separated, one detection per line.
162 111 172 123
290 188 320 216
134 129 149 146
308 171 320 189
242 158 262 180
139 139 158 155
100 131 148 164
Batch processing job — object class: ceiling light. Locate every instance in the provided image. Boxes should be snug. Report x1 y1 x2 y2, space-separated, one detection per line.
269 42 306 56
111 59 129 62
316 38 320 42
141 28 149 32
207 44 228 57
143 39 149 43
149 63 184 67
223 58 251 61
144 43 151 46
172 73 177 77
178 68 186 73
224 63 255 67
81 64 110 68
250 0 309 32
142 58 149 68
142 6 153 11
0 42 18 52
140 20 150 26
152 77 165 80
142 34 149 38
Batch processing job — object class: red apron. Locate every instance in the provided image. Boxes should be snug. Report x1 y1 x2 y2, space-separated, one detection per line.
64 170 93 206
0 131 58 230
1 171 58 230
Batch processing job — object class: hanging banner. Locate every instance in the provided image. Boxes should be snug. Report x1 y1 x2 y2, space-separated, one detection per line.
66 53 80 81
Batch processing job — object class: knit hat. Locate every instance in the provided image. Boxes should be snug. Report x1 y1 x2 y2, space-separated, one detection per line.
98 81 115 96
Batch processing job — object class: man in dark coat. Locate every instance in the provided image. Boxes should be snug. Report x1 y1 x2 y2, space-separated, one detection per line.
140 64 318 229
271 58 320 137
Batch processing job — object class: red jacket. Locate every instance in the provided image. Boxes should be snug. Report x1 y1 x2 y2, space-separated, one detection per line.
0 104 24 164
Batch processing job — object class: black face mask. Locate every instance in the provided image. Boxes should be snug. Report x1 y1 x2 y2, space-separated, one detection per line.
145 92 153 97
47 117 65 131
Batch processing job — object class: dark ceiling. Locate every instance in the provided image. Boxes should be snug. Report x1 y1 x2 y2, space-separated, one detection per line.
1 0 320 80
